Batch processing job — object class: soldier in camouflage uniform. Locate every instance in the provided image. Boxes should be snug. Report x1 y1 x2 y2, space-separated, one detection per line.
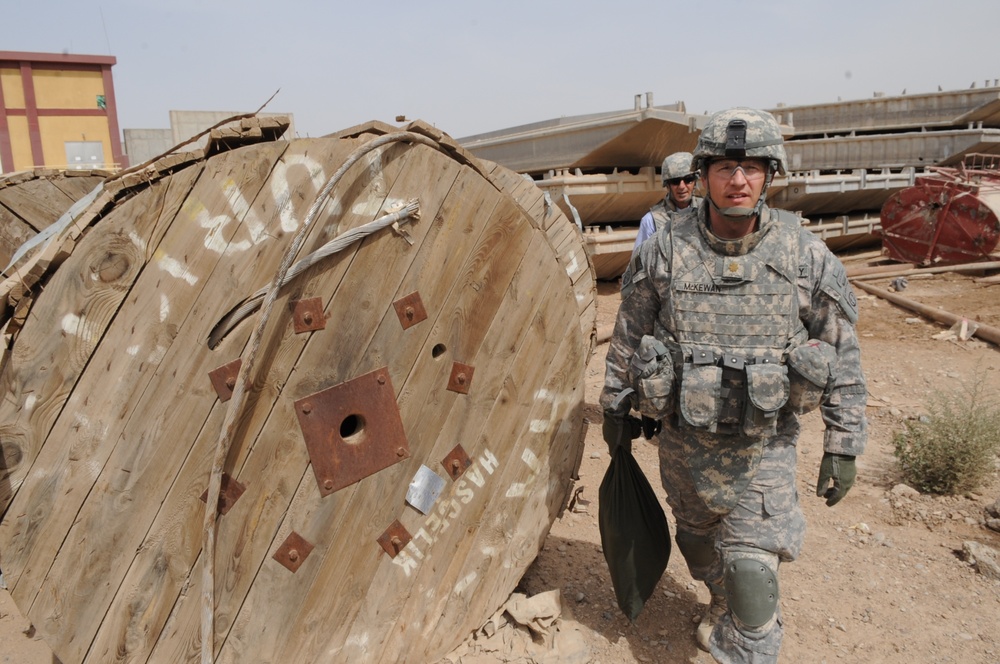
601 107 867 664
633 151 703 252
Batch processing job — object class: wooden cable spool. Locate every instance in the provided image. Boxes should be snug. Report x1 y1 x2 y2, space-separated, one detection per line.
0 118 595 664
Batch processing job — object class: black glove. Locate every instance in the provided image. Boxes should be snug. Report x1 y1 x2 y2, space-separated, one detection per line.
602 411 642 454
816 452 856 506
640 415 662 440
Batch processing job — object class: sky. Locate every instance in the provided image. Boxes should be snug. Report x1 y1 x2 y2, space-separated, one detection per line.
6 0 1000 141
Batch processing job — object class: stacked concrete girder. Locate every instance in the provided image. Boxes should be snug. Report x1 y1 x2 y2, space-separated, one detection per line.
461 97 713 214
460 84 1000 279
771 84 1000 213
461 95 713 278
770 86 1000 136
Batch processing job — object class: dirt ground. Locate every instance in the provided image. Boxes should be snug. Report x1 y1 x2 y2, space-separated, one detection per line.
2 253 1000 663
449 255 1000 664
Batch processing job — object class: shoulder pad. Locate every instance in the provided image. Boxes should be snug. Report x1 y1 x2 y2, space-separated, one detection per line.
620 251 650 300
771 208 803 229
819 257 859 323
650 207 671 232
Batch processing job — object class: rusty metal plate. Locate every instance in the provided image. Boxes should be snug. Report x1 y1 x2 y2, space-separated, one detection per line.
447 362 475 394
294 367 409 497
291 297 326 333
377 519 411 558
392 291 427 330
208 358 242 402
199 472 246 516
273 531 315 573
441 444 473 481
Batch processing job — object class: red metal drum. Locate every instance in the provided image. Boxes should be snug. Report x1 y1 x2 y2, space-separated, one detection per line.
880 164 1000 265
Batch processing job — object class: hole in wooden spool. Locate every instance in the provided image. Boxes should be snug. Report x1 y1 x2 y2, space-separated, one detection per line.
340 413 366 443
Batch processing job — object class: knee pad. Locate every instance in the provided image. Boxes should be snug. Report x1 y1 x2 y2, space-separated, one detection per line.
723 557 779 629
675 529 716 568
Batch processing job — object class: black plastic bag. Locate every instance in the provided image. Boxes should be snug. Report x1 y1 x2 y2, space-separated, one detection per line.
598 444 671 622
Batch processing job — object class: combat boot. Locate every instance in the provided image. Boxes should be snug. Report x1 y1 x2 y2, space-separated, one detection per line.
696 591 727 652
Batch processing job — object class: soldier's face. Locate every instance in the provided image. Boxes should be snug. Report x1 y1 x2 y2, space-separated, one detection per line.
705 158 768 212
666 175 696 207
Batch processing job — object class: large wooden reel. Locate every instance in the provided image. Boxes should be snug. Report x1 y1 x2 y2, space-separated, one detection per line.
0 119 595 663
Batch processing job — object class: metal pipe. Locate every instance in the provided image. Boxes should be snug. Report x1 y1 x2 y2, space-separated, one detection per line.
851 280 1000 346
846 262 917 278
851 260 1000 281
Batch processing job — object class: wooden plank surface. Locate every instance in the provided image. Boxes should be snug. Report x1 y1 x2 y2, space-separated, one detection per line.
0 179 77 232
351 231 583 662
49 174 106 202
81 136 371 664
480 158 596 347
0 206 36 274
278 182 535 663
141 139 452 664
0 142 290 663
212 147 494 663
33 140 300 662
0 164 204 515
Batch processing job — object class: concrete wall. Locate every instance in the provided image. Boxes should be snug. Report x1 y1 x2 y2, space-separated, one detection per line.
122 128 173 167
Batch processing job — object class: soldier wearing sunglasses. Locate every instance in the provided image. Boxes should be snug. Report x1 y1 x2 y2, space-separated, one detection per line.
633 151 703 252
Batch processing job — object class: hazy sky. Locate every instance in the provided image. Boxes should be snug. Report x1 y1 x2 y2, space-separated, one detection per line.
7 0 1000 140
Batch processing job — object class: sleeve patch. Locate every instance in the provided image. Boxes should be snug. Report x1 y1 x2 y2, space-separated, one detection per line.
620 253 648 300
820 261 859 323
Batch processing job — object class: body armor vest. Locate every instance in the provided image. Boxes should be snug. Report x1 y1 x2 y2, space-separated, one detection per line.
649 196 703 234
650 201 671 233
663 208 805 437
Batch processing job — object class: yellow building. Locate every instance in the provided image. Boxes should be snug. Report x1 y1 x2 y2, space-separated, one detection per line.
0 50 126 173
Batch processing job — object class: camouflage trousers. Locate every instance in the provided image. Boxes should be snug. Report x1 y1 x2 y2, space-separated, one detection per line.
658 416 806 664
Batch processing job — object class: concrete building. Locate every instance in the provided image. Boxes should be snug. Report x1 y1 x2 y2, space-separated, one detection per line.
0 50 126 173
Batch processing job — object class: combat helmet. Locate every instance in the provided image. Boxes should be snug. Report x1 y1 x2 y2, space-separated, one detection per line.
661 151 697 186
693 107 787 219
692 107 787 175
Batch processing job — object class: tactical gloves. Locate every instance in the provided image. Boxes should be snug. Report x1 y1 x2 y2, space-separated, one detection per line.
602 412 642 455
640 415 662 440
816 452 856 506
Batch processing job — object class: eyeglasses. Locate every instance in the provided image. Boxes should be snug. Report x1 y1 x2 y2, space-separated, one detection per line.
666 175 697 186
707 159 769 180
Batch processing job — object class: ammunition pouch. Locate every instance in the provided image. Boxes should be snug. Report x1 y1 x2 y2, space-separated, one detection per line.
679 363 721 431
677 350 788 437
628 335 676 420
743 362 789 438
786 340 835 414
